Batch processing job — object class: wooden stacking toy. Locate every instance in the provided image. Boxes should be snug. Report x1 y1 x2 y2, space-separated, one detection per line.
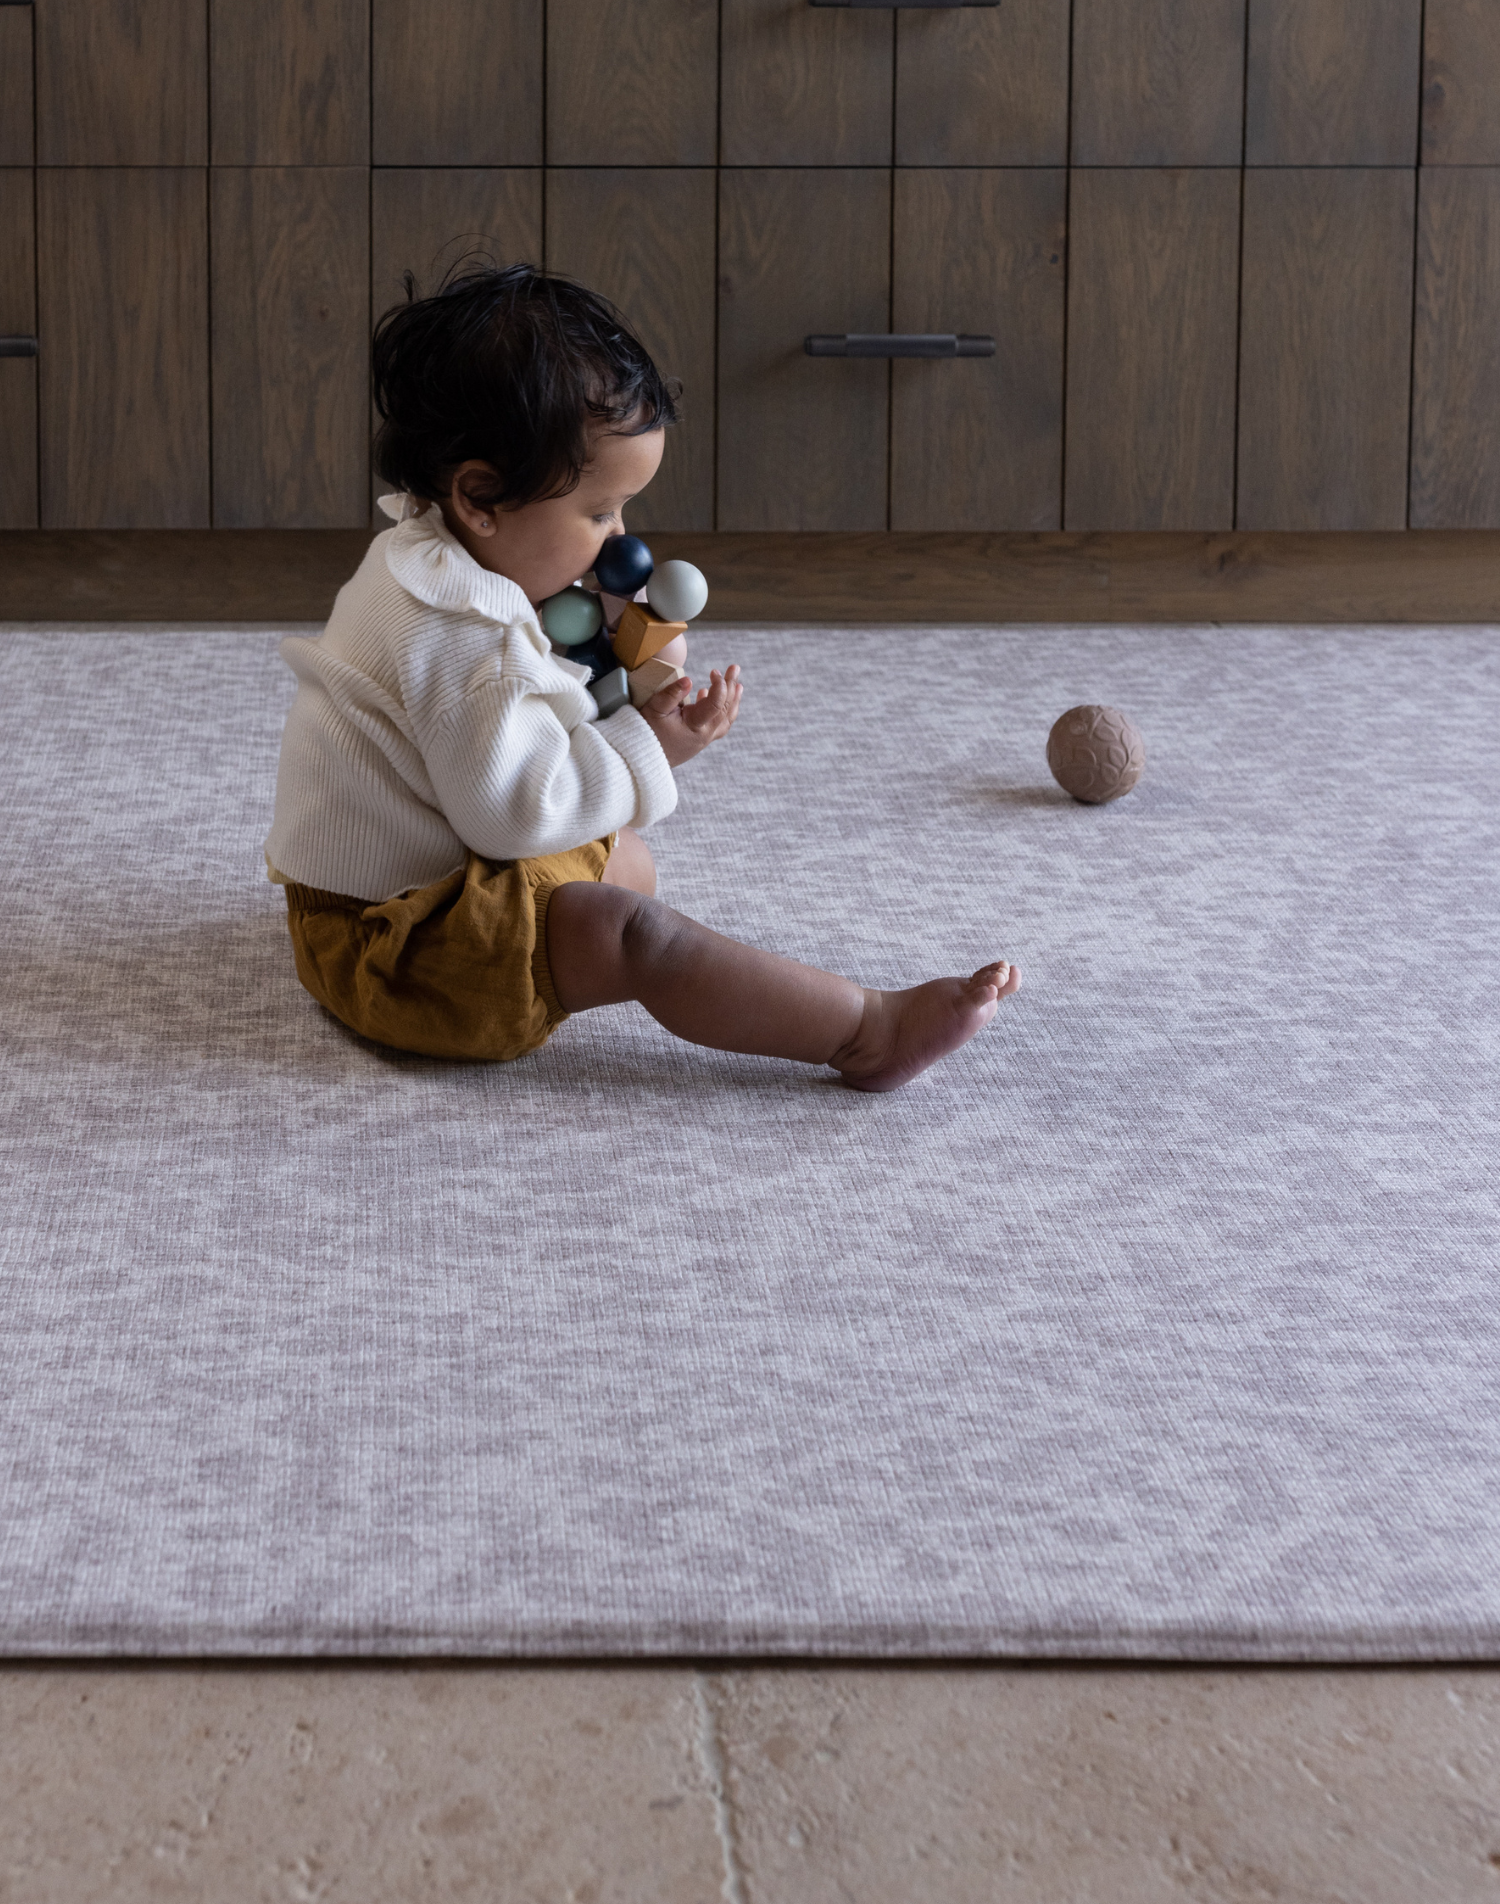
537 537 708 718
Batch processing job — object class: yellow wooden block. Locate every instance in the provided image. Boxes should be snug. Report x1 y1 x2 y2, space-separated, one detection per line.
611 601 687 670
628 658 687 708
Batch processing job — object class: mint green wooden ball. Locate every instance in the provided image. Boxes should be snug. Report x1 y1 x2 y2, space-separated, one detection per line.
539 588 603 646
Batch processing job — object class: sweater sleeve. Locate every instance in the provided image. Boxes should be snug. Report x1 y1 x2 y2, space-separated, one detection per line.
422 672 678 861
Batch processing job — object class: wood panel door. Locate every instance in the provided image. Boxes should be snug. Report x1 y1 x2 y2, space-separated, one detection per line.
372 0 542 166
36 167 209 528
1246 0 1422 164
211 168 368 528
1071 0 1245 166
717 170 890 531
722 0 891 166
35 0 206 165
1237 168 1413 531
1411 168 1500 528
548 0 716 165
1064 169 1240 532
1423 0 1500 165
0 6 33 166
547 170 716 533
0 168 36 527
211 0 369 166
890 170 1065 532
895 0 1068 166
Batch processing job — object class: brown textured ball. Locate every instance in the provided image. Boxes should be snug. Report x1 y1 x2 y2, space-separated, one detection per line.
1046 704 1145 804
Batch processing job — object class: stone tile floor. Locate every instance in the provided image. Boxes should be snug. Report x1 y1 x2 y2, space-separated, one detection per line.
3 1667 1499 1901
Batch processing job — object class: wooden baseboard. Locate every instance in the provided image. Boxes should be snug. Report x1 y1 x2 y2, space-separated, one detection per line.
3 530 1499 624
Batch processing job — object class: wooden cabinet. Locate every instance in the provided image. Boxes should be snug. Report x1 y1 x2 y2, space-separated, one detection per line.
722 0 890 167
370 170 542 317
1238 170 1414 531
548 0 717 165
0 6 34 167
1065 170 1239 532
891 170 1065 531
36 0 205 165
37 168 209 528
1412 169 1500 527
895 1 1068 166
0 168 36 528
373 0 541 166
1071 0 1245 166
718 170 889 530
210 0 369 166
1423 0 1500 165
12 0 1500 532
210 169 369 528
1246 0 1422 165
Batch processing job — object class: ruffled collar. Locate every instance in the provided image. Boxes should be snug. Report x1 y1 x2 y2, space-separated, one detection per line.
379 493 537 629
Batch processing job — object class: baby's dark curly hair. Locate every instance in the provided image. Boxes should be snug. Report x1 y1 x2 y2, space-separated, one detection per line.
372 261 679 512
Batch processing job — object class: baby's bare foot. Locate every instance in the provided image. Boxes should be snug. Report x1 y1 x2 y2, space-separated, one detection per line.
831 961 1020 1094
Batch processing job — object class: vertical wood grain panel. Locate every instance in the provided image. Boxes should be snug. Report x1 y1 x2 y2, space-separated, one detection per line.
1065 170 1239 532
722 0 890 166
1071 0 1245 165
371 170 542 317
372 0 541 165
1238 169 1413 531
548 0 716 165
718 170 889 531
895 0 1068 166
36 0 206 165
1423 0 1500 165
0 7 33 166
891 170 1065 532
212 168 368 527
0 170 34 333
37 168 208 527
1246 0 1421 164
370 169 543 514
1411 169 1500 528
211 0 368 165
548 170 715 533
0 167 37 526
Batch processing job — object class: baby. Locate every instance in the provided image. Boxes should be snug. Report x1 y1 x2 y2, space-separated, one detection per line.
265 264 1019 1090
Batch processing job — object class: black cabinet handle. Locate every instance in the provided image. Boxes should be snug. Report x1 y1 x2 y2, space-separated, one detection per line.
0 336 38 357
805 333 995 359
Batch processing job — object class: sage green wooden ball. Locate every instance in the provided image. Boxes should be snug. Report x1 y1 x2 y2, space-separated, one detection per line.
539 587 603 646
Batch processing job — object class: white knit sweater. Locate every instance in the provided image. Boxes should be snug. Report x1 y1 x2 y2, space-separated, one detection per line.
264 501 678 901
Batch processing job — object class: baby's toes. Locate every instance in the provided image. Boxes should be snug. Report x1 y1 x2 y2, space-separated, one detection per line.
968 960 1019 1000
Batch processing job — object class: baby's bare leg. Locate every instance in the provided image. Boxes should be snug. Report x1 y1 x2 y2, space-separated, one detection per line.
600 826 656 896
545 882 1019 1090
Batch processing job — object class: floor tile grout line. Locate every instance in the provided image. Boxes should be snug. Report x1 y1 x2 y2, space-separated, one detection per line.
694 1672 749 1904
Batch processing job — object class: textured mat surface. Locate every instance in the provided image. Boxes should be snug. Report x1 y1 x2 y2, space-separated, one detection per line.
1 623 1497 1659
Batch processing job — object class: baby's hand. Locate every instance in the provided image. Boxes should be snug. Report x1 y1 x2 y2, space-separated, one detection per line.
640 666 742 768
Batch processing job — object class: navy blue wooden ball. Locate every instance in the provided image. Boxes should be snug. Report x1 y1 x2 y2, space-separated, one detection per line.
594 534 654 597
569 630 618 683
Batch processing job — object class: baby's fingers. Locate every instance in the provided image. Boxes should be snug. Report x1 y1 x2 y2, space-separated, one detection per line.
650 676 691 706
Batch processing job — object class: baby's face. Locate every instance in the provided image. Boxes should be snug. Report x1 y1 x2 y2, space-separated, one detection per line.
444 427 665 606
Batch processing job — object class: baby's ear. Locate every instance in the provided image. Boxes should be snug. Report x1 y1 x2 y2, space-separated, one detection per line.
448 461 502 528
